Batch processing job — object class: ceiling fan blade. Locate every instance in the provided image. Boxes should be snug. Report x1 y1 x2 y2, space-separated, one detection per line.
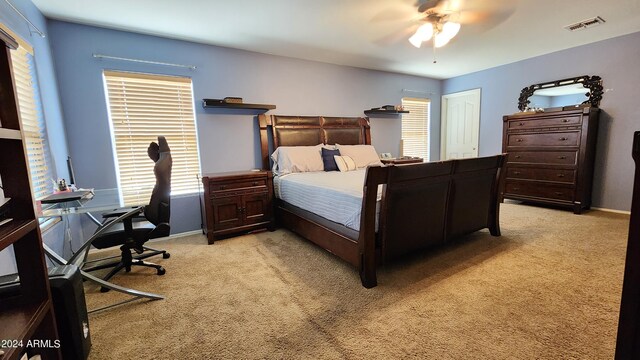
374 24 420 46
417 0 444 13
456 7 516 32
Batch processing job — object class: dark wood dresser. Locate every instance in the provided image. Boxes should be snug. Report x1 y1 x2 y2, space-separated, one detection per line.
501 107 600 214
201 170 274 244
615 131 640 358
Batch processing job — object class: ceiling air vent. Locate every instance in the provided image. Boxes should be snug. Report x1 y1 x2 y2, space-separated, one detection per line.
564 16 606 31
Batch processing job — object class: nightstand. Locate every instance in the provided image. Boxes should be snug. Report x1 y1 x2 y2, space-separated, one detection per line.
201 170 274 244
381 157 424 165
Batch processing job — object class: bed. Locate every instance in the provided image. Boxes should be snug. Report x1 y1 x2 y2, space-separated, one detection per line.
258 114 505 288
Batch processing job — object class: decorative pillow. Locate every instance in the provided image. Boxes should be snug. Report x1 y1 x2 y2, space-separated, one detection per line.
336 144 383 168
334 155 357 172
271 144 324 175
321 148 341 171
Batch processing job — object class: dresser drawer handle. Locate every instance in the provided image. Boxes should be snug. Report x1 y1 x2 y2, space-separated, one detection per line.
518 122 524 126
512 187 520 191
562 119 569 123
513 171 521 175
559 137 568 141
554 192 564 196
514 155 521 159
557 156 567 159
219 185 226 190
557 174 565 178
252 181 259 186
516 138 523 142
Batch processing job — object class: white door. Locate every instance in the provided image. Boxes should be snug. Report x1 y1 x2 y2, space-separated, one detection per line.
440 89 481 160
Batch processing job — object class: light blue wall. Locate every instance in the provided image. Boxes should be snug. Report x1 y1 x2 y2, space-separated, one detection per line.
443 31 640 212
46 20 442 234
0 0 68 276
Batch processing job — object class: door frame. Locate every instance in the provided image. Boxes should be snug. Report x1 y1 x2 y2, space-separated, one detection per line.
440 88 481 160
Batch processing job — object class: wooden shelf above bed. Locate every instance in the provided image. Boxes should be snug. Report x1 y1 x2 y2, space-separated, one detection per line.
202 99 276 112
364 109 409 117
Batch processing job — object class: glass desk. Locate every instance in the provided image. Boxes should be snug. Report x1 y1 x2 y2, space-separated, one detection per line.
37 189 164 313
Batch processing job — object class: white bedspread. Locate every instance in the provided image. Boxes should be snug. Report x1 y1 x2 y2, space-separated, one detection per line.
274 170 381 231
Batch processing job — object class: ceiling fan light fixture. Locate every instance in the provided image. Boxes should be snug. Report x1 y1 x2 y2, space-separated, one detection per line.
409 23 434 48
441 21 460 39
434 32 451 48
409 32 423 48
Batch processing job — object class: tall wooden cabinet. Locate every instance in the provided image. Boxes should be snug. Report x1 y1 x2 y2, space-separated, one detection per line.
0 31 61 359
616 131 640 358
501 107 600 214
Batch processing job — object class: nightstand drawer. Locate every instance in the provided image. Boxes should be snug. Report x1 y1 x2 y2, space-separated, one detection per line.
507 151 577 165
508 116 580 129
507 131 580 147
209 178 267 192
211 187 268 199
506 167 576 184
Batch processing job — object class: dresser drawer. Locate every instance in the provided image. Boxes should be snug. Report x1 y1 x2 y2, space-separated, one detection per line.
508 116 581 129
506 167 576 184
209 178 267 193
507 151 577 165
507 131 580 147
504 181 574 202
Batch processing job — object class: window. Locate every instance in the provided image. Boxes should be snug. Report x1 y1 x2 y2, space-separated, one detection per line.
3 24 53 200
103 71 200 205
401 97 431 161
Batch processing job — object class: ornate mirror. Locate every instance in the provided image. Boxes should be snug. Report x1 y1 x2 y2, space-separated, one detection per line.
518 75 603 111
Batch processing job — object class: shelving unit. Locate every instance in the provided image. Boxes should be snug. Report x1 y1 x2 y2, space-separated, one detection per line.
0 30 61 360
202 99 276 113
364 109 409 117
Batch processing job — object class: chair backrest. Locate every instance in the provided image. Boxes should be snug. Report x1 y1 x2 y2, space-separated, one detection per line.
145 136 172 225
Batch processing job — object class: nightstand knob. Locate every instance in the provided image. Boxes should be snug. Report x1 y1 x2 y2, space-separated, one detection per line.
514 155 521 159
557 174 565 178
559 137 568 141
220 185 226 190
252 181 258 186
557 156 567 159
516 138 523 142
513 171 521 175
518 122 524 126
554 192 563 196
562 119 569 123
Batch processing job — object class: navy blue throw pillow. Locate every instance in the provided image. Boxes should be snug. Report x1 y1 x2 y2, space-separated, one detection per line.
322 148 341 171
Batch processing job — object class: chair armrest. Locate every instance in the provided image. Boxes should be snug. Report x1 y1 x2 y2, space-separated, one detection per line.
102 206 143 218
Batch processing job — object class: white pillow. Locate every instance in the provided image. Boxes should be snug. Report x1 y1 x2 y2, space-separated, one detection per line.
334 155 357 172
336 144 383 168
271 144 324 175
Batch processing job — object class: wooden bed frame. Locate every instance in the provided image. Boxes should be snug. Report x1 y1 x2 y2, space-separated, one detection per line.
258 114 505 288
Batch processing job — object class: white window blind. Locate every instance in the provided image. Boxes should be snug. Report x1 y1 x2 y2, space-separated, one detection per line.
401 97 431 161
103 71 200 206
7 28 52 200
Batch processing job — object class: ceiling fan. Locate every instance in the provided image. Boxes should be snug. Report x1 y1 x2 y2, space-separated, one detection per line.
405 0 516 49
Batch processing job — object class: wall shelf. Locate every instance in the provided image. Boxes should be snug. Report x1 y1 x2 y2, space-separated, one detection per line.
202 99 276 113
364 109 409 117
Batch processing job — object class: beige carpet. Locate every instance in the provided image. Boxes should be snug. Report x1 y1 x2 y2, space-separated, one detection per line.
84 203 629 359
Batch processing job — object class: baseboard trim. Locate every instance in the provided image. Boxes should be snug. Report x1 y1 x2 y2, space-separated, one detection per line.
147 229 203 243
592 207 631 215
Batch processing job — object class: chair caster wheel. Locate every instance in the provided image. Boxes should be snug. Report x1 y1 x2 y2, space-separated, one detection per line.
163 252 171 259
100 287 110 293
157 267 166 275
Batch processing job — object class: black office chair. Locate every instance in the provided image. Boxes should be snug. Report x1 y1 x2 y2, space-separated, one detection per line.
84 136 172 290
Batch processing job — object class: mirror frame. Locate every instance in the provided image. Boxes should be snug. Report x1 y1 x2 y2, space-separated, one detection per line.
518 75 603 111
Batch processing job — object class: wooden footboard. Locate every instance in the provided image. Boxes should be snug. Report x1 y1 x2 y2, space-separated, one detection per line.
357 155 505 288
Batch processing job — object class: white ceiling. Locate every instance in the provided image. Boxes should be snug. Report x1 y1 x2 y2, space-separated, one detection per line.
31 0 640 79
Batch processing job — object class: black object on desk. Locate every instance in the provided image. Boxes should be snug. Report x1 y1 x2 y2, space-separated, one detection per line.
41 190 93 204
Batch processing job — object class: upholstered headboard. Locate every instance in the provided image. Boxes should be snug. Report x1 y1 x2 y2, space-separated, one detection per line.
258 114 371 170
